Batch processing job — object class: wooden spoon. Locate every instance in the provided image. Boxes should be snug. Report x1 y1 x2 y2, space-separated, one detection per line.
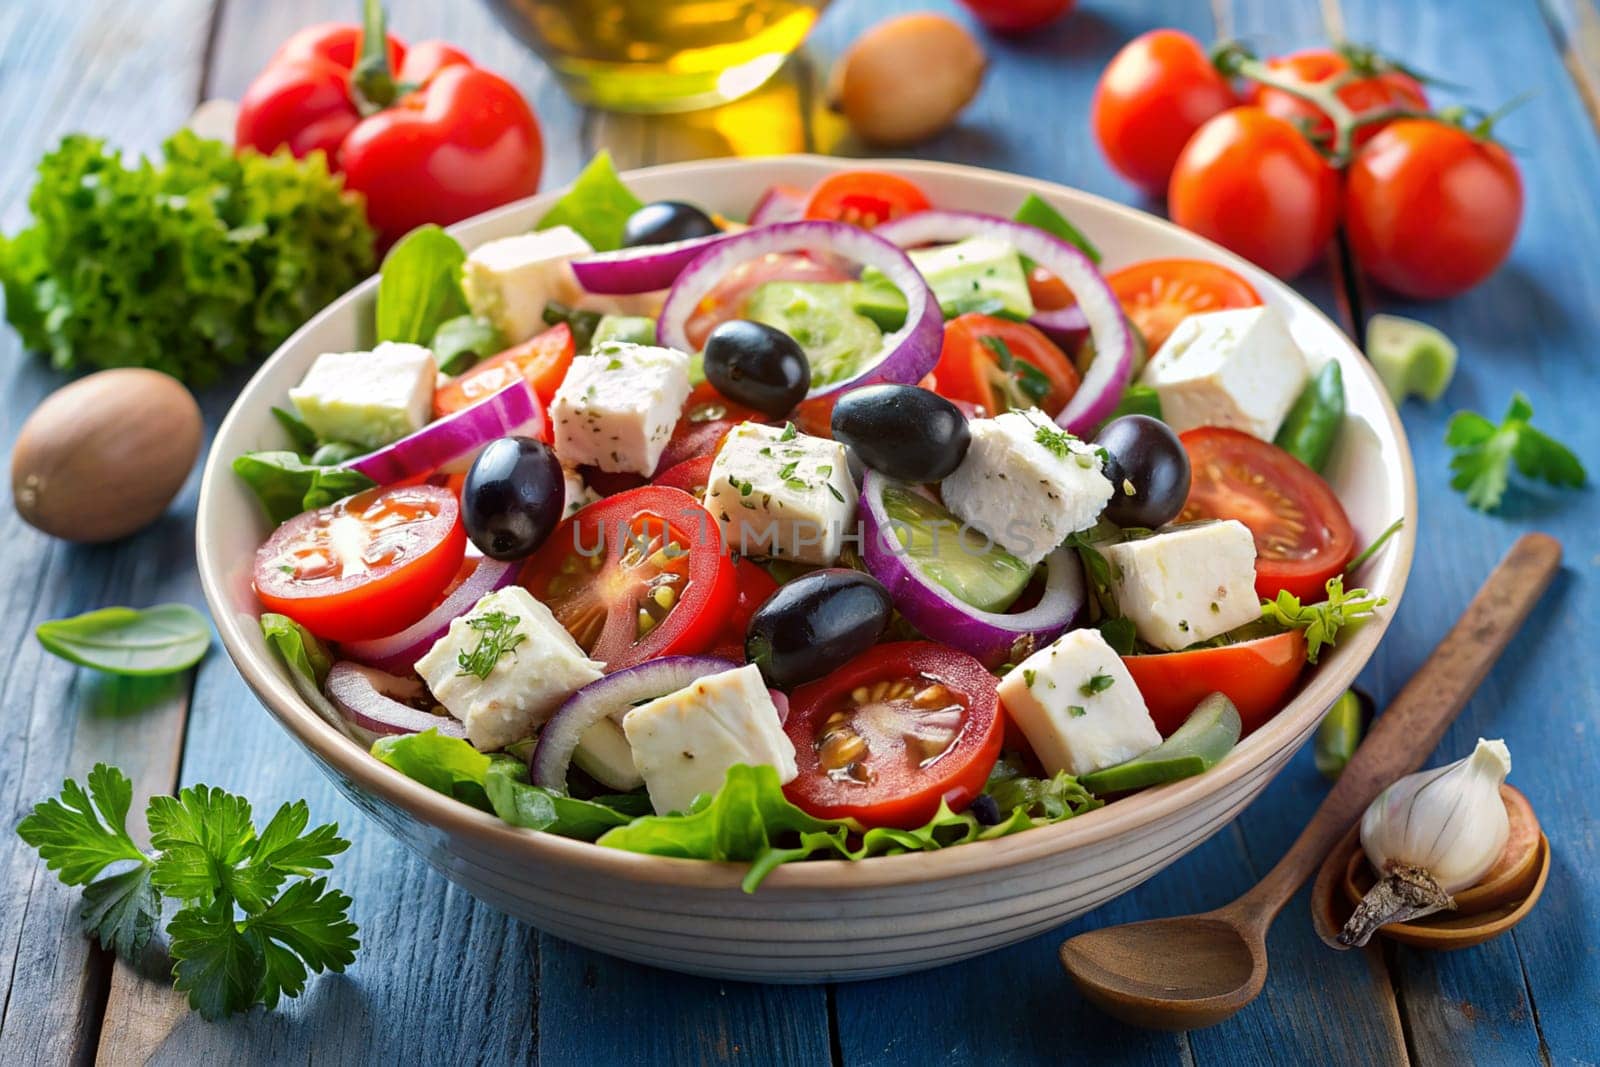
1059 532 1562 1030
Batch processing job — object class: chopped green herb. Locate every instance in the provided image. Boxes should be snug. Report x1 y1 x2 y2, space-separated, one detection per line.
778 422 798 442
456 611 525 680
1080 673 1115 697
816 464 833 477
827 483 846 503
1022 668 1038 688
1067 705 1087 719
777 460 799 480
1033 423 1076 460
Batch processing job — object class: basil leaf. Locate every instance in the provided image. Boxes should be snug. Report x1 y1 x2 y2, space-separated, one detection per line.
375 224 468 346
482 758 645 840
431 314 504 376
271 407 319 453
371 730 494 811
232 452 375 525
36 604 210 676
535 151 643 252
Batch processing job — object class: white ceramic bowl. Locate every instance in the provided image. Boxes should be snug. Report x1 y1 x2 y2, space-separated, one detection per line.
197 156 1416 983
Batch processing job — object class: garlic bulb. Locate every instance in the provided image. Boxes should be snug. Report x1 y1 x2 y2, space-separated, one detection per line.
1340 738 1512 947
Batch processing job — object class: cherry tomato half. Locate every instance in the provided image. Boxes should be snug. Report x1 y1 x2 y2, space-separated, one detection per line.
653 382 769 475
1177 428 1356 602
707 558 782 663
1168 107 1340 279
433 323 575 418
934 313 1081 417
802 171 933 228
1248 48 1427 151
651 454 716 498
253 484 466 642
1106 258 1262 353
519 486 736 672
783 642 1004 829
1092 30 1237 195
1343 119 1523 299
1123 629 1307 736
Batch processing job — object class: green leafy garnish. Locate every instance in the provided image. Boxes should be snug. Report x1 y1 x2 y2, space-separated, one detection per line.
0 131 372 385
260 614 343 733
271 407 320 454
455 611 526 679
1033 423 1077 460
16 765 356 1020
232 451 376 525
978 334 1055 410
1079 673 1115 697
430 313 504 376
535 151 643 252
1446 392 1586 512
375 224 468 346
36 604 210 676
1260 577 1387 664
1013 193 1101 264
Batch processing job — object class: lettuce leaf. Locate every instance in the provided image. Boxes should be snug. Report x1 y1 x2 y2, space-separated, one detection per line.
375 224 468 346
0 131 372 385
232 451 376 525
534 151 643 252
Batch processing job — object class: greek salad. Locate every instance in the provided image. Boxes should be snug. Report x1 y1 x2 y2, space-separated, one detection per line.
239 154 1391 890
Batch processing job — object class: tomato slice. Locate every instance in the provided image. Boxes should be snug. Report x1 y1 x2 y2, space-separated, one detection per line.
433 322 575 418
653 382 769 475
783 642 1003 829
519 486 736 672
1178 427 1356 601
934 313 1081 417
802 171 932 228
707 558 781 662
683 253 851 350
1106 258 1261 352
652 454 716 498
1123 630 1307 736
253 484 466 642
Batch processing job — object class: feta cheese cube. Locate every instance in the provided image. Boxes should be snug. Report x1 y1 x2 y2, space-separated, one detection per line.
462 226 593 345
939 409 1113 567
702 422 858 565
622 663 797 815
996 629 1161 777
1139 306 1310 440
288 342 436 450
550 342 692 475
415 586 603 751
1101 520 1259 651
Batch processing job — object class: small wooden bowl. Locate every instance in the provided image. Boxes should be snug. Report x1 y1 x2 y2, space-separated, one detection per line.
1313 785 1549 951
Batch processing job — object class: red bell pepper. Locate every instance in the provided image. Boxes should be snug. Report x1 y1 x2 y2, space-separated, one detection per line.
235 1 542 244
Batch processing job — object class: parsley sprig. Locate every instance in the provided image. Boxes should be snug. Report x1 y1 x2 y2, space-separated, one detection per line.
456 610 526 679
1033 422 1077 460
1260 577 1387 664
1446 393 1586 512
16 765 357 1020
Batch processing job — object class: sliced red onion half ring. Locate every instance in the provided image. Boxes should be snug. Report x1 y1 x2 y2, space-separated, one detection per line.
871 210 1134 436
859 470 1086 668
569 232 732 295
349 379 543 485
326 660 467 742
657 219 943 399
338 557 518 674
1027 303 1090 349
749 184 807 226
529 656 738 793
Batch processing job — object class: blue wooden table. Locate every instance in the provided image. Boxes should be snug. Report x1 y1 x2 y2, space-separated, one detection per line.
2 0 1596 1062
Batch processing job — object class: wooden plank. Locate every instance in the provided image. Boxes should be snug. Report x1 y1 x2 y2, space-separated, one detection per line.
1332 1 1600 1063
0 2 215 1064
1540 0 1600 133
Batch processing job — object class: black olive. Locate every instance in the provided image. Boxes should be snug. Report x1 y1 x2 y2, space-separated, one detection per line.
462 436 566 560
621 200 720 247
746 569 892 690
830 385 970 482
703 320 811 418
968 794 1002 826
1092 415 1191 529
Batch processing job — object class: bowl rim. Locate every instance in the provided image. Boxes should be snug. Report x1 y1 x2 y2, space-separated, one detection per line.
197 154 1417 894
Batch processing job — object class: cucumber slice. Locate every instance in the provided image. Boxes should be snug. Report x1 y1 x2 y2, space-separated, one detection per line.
879 485 1033 613
1366 313 1458 403
1080 692 1241 794
850 277 909 331
591 314 657 349
744 281 883 388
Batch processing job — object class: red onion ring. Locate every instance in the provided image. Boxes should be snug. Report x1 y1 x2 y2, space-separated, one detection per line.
1027 304 1089 348
570 233 732 295
656 220 943 399
349 380 543 485
871 210 1134 435
326 660 467 741
859 470 1085 668
337 557 518 674
749 184 807 226
529 656 739 793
